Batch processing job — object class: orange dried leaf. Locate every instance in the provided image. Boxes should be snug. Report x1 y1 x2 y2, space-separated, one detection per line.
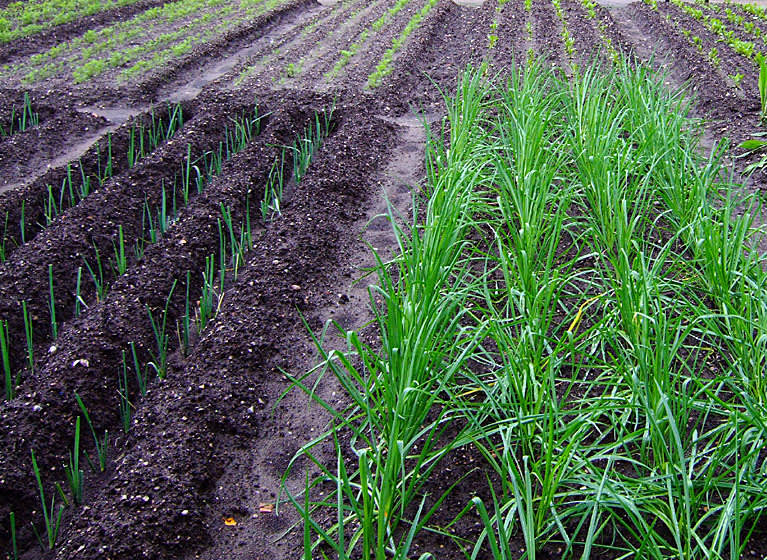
223 517 237 526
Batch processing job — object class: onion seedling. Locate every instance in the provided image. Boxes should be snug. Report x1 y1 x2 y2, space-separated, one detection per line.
118 352 132 433
83 245 106 302
75 393 109 472
48 264 57 340
74 266 84 317
22 300 33 373
1 320 13 400
112 225 127 276
64 416 84 504
145 280 176 379
9 512 17 560
127 341 147 396
30 449 64 550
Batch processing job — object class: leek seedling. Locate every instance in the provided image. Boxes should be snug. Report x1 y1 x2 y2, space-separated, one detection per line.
129 341 147 396
118 352 132 433
112 225 127 276
22 300 33 373
1 320 13 400
759 53 767 123
48 264 57 340
64 417 84 504
146 280 176 379
9 512 17 560
30 449 64 550
74 266 84 317
262 151 286 221
75 393 109 472
103 133 113 181
44 184 59 225
197 254 217 333
83 245 105 302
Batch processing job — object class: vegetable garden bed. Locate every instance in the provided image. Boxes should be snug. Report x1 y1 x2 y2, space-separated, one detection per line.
2 0 767 559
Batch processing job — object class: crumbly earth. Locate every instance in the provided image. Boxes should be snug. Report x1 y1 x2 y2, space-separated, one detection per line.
0 0 766 558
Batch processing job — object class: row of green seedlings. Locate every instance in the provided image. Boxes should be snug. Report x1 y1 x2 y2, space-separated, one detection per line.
670 0 760 66
20 0 232 83
0 103 185 264
0 0 147 43
580 0 619 62
487 0 510 50
367 0 440 88
0 107 260 404
686 0 767 49
740 1 767 22
283 0 364 80
261 106 335 221
551 0 576 65
118 0 291 84
122 106 336 432
0 92 38 137
44 103 185 228
645 0 738 82
5 393 112 555
51 108 337 546
118 202 256 435
240 0 359 86
5 110 263 555
326 0 411 80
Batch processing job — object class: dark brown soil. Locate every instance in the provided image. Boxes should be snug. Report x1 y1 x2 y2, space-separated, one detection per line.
0 0 766 559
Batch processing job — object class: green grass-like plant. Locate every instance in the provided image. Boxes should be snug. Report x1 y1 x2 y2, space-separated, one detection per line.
287 56 767 559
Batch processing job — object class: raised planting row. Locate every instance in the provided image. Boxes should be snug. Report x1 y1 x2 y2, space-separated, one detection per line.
284 57 767 559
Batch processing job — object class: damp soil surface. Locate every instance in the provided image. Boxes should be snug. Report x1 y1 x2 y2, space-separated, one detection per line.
0 0 766 559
